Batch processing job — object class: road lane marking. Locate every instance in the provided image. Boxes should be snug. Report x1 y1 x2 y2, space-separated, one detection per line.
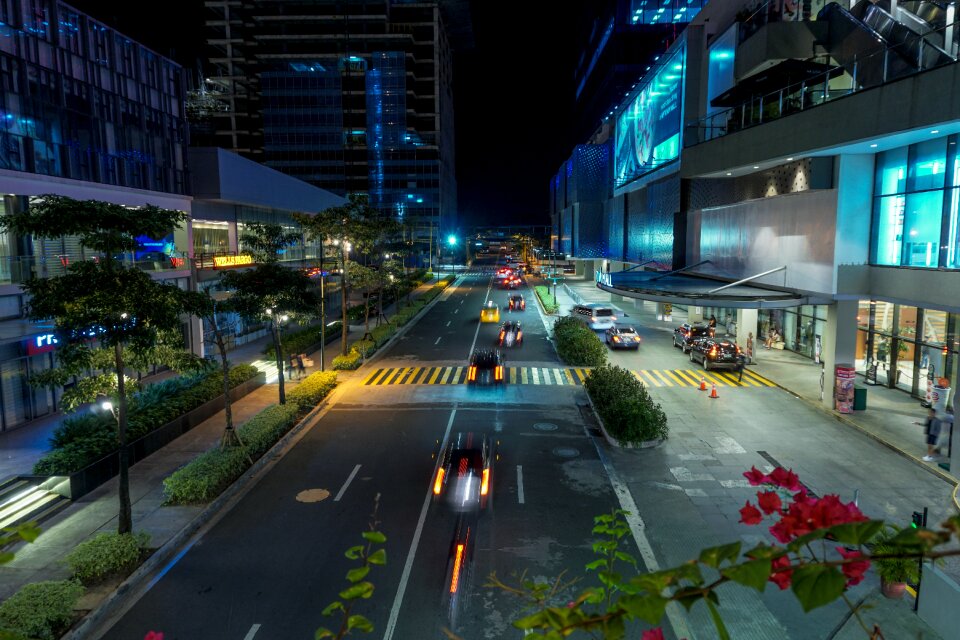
663 370 685 385
383 407 458 640
639 370 661 386
427 367 442 384
243 624 262 640
517 466 525 504
435 337 442 345
362 369 382 385
531 368 540 385
334 464 361 502
652 370 673 386
675 370 701 386
467 274 495 358
454 308 458 314
446 321 451 327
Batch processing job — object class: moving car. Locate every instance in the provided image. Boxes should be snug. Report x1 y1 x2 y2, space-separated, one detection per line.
502 275 521 289
605 325 641 349
673 323 714 353
688 338 742 371
498 321 523 347
432 431 494 512
572 303 617 330
467 349 505 384
508 293 526 311
480 301 500 323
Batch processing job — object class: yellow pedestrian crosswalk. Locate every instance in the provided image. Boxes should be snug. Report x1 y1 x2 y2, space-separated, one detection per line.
361 366 777 388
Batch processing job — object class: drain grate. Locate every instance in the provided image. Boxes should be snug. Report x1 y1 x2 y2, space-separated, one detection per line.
533 422 558 432
553 447 580 458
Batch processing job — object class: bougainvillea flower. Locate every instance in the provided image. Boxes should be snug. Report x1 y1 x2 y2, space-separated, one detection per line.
769 555 793 590
837 547 871 586
743 466 768 486
739 501 763 525
757 491 782 515
767 467 802 491
144 633 164 640
641 629 665 640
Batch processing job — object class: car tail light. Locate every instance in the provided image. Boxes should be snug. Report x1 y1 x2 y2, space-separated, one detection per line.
450 543 465 593
468 366 477 381
517 331 522 340
433 468 445 494
499 330 505 339
613 336 620 342
495 365 503 381
481 468 490 496
710 347 717 357
736 346 742 353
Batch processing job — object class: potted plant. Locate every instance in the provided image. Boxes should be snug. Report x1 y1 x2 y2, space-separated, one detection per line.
871 529 920 599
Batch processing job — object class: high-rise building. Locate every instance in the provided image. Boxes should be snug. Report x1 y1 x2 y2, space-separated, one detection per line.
201 0 471 257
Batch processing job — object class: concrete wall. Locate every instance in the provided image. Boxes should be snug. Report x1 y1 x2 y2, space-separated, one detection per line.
838 264 960 314
832 154 873 291
692 188 839 293
918 563 960 640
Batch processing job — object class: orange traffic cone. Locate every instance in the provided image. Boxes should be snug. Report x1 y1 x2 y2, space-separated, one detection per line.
699 378 708 391
709 384 719 399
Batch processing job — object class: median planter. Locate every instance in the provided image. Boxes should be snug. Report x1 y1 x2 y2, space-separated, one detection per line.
552 316 607 367
583 364 668 448
585 392 664 450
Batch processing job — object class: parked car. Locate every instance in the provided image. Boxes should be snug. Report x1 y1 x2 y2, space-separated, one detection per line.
673 323 714 353
688 338 742 371
572 303 617 330
604 325 641 350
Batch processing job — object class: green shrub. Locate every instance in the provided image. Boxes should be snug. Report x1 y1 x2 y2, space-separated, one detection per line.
535 286 559 314
35 364 260 475
332 349 363 370
584 365 668 445
370 322 397 347
286 371 338 410
238 403 301 458
66 532 150 585
162 446 250 505
0 579 84 640
264 322 343 359
353 339 377 358
552 316 607 367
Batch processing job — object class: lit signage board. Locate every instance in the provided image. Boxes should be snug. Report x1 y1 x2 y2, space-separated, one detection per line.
213 255 254 268
26 333 58 355
614 45 685 187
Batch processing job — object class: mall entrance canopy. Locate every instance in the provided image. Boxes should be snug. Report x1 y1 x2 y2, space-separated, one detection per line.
595 265 831 309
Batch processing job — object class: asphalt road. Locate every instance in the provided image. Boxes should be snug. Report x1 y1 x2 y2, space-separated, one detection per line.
103 254 627 640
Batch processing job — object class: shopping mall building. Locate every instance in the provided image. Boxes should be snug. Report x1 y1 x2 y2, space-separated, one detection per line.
552 0 960 408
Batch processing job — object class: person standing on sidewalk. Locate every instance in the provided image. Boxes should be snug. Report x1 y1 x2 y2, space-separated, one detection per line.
745 332 754 364
288 353 298 380
296 353 306 380
919 408 941 461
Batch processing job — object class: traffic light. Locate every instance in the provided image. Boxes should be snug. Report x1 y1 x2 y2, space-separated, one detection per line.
911 510 926 529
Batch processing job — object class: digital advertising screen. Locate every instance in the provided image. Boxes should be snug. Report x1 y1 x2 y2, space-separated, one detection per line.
614 46 685 187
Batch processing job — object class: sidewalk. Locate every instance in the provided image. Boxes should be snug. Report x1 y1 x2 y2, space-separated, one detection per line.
0 279 441 601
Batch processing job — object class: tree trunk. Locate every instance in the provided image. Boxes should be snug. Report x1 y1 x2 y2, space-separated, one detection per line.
273 319 286 405
114 343 132 535
363 293 371 336
377 282 385 324
340 249 349 356
217 333 241 449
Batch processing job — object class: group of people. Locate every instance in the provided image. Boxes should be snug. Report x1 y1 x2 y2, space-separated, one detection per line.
287 352 311 380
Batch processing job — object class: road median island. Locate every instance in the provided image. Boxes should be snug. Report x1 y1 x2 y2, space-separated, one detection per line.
583 364 669 447
552 316 607 367
534 285 559 314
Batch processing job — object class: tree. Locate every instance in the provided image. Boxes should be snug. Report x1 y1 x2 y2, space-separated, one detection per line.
221 223 316 405
0 195 194 535
347 262 379 338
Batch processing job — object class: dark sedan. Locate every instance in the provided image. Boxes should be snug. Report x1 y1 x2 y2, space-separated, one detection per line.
498 321 523 347
467 349 504 384
432 431 494 512
604 326 641 350
688 338 742 371
673 322 714 353
508 293 526 311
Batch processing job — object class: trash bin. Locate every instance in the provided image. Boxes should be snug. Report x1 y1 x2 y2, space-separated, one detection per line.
853 386 867 411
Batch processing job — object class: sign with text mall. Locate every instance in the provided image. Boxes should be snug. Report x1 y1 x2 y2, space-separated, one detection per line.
213 254 254 268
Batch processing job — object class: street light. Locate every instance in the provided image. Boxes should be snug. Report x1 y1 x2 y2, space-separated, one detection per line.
447 235 457 277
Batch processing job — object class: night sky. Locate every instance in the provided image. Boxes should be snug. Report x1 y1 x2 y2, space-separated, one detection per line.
69 1 578 229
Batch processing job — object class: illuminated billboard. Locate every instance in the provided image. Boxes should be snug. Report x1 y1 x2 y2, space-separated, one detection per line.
614 46 685 187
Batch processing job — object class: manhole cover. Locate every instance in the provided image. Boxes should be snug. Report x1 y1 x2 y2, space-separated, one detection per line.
533 422 558 432
552 447 580 458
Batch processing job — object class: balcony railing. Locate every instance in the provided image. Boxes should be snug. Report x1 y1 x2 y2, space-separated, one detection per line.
685 18 959 147
0 252 189 285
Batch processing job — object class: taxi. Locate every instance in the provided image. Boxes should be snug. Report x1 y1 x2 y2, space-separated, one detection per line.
480 301 500 323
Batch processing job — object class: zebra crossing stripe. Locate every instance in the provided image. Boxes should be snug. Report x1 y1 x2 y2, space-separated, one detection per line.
639 370 661 387
742 369 776 387
735 371 762 387
363 369 382 385
426 367 442 384
531 368 541 385
632 371 647 386
704 371 732 387
562 369 575 385
510 367 519 384
453 367 464 384
375 368 394 385
521 368 529 385
398 368 416 384
662 370 685 386
410 368 428 384
674 370 701 386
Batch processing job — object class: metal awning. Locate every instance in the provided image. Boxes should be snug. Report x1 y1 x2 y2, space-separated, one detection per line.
596 269 832 309
709 59 840 108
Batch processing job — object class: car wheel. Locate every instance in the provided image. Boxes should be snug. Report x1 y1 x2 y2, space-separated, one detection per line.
673 338 680 349
703 359 711 371
682 344 688 354
689 351 695 362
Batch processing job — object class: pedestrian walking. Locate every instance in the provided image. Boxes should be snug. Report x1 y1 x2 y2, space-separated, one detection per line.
708 314 717 329
746 332 754 364
296 353 306 379
288 353 297 380
736 352 746 383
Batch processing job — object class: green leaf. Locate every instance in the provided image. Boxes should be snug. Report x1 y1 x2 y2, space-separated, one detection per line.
345 544 364 560
321 601 343 616
368 548 387 565
615 550 637 567
790 565 847 612
827 520 884 546
315 628 334 639
347 565 370 583
786 529 830 552
0 551 13 565
674 586 705 611
620 594 669 625
362 530 387 544
585 559 606 571
722 558 771 591
339 581 375 600
512 611 546 630
347 614 375 632
704 596 731 640
699 542 742 568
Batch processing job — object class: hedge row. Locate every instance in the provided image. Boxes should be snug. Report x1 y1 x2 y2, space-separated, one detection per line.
263 321 343 359
552 316 607 367
535 285 559 314
333 277 453 369
163 371 338 505
35 364 261 476
0 580 84 640
65 532 150 585
584 364 668 446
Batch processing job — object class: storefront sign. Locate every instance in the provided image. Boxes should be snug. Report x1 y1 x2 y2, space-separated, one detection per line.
213 254 254 268
26 333 58 355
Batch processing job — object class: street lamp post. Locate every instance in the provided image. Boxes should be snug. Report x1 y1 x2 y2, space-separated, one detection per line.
447 234 457 278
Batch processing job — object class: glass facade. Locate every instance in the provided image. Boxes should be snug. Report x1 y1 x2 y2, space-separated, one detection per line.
629 0 707 25
855 301 958 396
870 134 960 269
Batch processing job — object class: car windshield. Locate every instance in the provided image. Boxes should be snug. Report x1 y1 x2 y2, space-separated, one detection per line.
595 309 614 317
691 327 711 337
620 327 637 335
472 352 499 368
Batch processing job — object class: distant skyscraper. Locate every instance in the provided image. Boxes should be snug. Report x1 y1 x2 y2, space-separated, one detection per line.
201 0 471 254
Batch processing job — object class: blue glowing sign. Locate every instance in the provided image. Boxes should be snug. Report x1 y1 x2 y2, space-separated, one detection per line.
614 46 684 187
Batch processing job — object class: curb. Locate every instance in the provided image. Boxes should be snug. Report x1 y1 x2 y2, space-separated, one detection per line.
761 376 959 492
63 388 341 639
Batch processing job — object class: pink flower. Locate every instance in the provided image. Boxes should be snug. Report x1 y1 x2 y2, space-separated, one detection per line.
837 547 871 586
144 633 164 640
739 501 763 525
642 629 665 640
757 491 782 515
768 467 802 491
769 555 793 590
743 466 768 486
